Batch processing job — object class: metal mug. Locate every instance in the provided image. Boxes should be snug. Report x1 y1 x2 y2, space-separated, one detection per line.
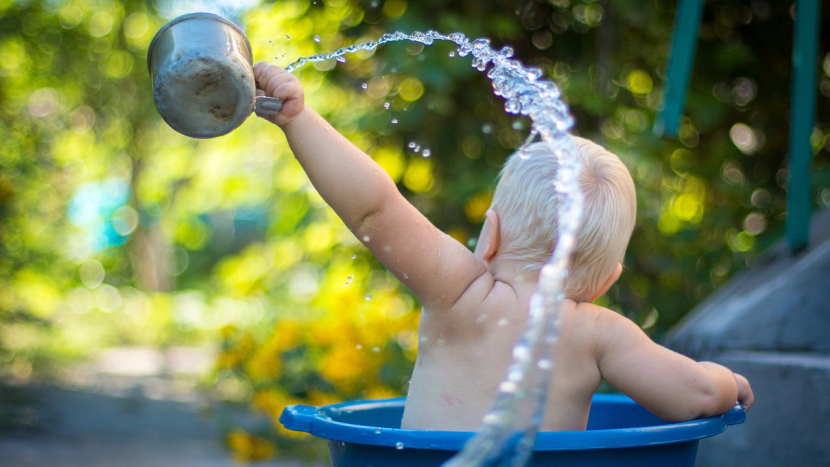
147 12 283 139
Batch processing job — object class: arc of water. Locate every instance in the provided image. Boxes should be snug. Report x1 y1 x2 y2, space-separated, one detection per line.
286 31 583 467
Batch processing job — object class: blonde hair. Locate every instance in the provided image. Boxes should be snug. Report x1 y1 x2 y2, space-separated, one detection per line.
489 136 637 301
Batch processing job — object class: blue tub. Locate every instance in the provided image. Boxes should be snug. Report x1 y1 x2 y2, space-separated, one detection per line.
280 394 745 467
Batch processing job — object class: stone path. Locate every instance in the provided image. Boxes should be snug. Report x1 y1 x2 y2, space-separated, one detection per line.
0 347 326 467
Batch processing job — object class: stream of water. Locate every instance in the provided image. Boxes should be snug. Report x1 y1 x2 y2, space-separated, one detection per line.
286 30 584 467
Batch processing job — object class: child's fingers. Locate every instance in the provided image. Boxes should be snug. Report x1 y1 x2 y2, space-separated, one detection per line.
264 72 296 99
253 63 277 87
252 62 295 99
735 373 754 411
253 61 278 82
252 61 303 126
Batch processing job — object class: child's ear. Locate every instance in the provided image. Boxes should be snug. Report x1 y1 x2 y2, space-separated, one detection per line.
483 210 501 261
586 262 622 302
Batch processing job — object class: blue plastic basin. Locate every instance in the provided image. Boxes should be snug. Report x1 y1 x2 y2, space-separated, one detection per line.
280 394 745 467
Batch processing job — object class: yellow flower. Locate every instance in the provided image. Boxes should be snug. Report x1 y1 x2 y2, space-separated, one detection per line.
234 332 256 356
219 324 238 341
216 350 240 370
309 317 357 348
270 320 303 351
307 389 341 406
250 389 309 440
365 384 402 400
226 429 276 462
244 344 282 382
250 389 284 417
319 345 380 394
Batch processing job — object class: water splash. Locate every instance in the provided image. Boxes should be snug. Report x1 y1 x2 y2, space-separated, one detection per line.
286 30 583 467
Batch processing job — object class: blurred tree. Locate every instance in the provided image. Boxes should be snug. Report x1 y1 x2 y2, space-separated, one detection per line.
329 0 830 332
1 0 829 459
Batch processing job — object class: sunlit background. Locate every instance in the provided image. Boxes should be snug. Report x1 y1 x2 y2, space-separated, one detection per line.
1 0 828 462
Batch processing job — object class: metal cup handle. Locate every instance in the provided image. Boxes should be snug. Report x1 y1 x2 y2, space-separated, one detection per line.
254 96 284 116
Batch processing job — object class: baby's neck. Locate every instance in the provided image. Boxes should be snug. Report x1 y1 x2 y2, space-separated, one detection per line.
486 256 540 287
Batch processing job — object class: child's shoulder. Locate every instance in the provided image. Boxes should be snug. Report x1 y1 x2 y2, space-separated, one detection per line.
561 301 635 344
427 277 528 340
566 301 654 362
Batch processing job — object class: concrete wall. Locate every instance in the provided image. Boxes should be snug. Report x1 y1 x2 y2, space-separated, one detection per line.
666 210 830 467
694 352 830 467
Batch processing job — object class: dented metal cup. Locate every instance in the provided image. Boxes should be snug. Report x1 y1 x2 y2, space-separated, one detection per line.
147 12 283 139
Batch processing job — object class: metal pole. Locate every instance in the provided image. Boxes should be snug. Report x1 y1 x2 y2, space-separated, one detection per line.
786 0 820 253
654 0 705 137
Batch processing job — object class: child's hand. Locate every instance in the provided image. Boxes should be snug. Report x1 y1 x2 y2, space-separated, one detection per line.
253 62 304 127
735 372 754 411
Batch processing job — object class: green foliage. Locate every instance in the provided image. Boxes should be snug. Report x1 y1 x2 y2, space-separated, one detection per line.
1 0 829 460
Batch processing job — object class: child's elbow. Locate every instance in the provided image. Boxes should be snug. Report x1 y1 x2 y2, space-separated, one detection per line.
685 362 740 419
660 384 737 423
696 394 736 419
688 383 738 420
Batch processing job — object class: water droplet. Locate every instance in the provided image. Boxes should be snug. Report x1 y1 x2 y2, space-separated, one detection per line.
365 294 372 301
314 35 321 43
336 56 346 63
391 119 398 124
448 51 456 57
422 149 431 158
408 141 417 149
374 428 382 434
268 40 273 45
512 120 523 130
499 381 518 393
372 346 380 352
347 274 354 281
513 346 531 361
482 123 493 134
395 442 404 450
361 83 368 90
352 254 357 259
383 102 391 110
363 235 371 242
285 35 291 40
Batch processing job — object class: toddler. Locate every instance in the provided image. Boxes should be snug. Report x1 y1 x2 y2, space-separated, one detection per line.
253 62 753 431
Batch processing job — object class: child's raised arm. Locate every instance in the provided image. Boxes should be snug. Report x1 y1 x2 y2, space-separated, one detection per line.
593 306 754 422
253 63 490 311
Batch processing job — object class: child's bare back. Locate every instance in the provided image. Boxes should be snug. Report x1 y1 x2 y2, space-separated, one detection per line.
252 62 753 433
